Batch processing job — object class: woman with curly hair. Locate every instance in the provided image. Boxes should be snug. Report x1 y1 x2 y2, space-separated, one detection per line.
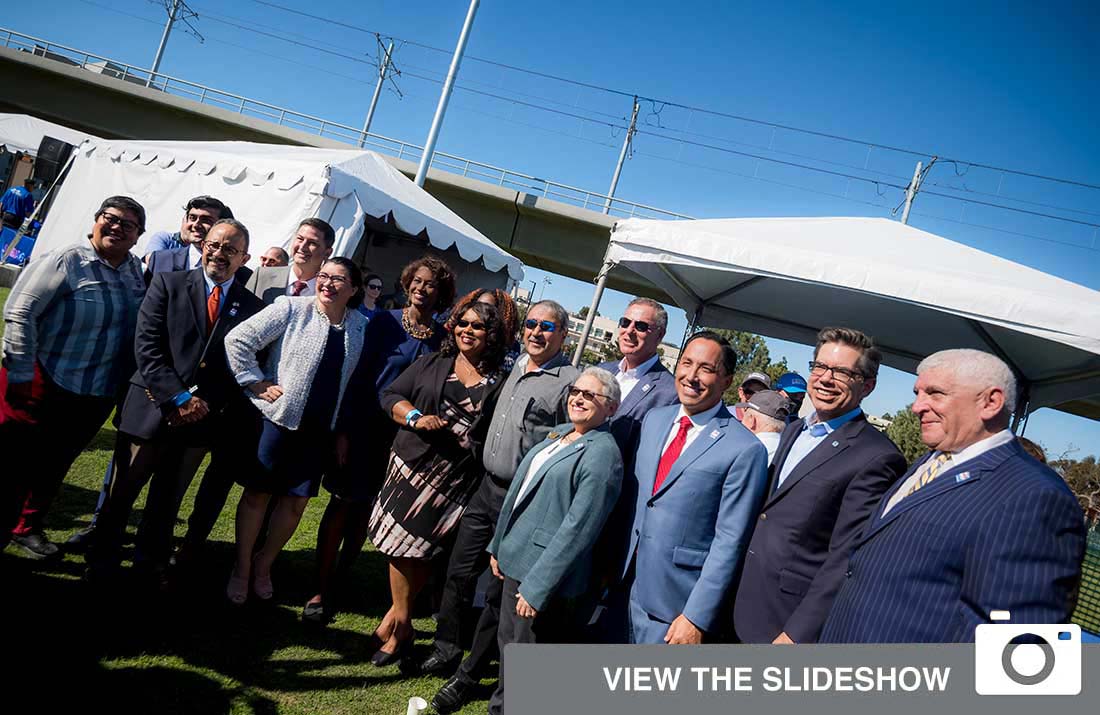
446 287 521 371
305 256 455 624
365 298 509 665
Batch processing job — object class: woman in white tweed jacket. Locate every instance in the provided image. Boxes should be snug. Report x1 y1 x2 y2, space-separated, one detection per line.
223 257 367 605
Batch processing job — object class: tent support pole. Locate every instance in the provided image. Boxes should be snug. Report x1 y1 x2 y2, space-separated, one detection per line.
680 305 703 352
573 258 614 367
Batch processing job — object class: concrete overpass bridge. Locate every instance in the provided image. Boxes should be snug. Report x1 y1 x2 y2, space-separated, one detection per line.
0 27 691 300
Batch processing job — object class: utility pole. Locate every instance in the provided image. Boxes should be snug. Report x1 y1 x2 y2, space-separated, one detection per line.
415 0 479 187
360 39 396 147
900 157 935 225
147 0 201 88
603 97 640 214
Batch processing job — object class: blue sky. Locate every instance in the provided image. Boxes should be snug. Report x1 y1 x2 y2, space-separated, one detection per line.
9 0 1099 458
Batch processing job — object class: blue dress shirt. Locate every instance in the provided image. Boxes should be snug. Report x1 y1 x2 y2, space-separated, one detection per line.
775 407 863 490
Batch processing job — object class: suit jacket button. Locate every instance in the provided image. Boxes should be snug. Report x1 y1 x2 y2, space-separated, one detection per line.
199 361 207 368
759 513 767 520
846 569 853 578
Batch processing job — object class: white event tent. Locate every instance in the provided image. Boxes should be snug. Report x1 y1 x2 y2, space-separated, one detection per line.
575 216 1100 427
35 139 523 288
0 113 96 155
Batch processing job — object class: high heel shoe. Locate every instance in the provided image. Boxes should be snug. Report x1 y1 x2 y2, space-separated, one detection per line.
370 637 413 668
226 572 248 606
252 556 273 601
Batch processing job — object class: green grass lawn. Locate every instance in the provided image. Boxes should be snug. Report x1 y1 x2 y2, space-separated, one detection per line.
1 285 496 715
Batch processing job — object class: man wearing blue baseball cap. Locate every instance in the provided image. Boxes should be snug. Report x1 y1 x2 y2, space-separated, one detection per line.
776 372 808 421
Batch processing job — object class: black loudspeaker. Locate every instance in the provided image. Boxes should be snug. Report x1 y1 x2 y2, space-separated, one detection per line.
33 136 75 186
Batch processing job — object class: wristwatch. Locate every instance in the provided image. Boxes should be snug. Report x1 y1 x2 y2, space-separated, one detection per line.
405 408 423 427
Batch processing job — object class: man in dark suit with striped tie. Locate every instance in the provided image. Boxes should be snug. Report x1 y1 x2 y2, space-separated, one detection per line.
821 348 1087 643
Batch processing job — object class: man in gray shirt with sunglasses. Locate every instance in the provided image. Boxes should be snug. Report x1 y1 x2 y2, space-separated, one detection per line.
426 300 579 713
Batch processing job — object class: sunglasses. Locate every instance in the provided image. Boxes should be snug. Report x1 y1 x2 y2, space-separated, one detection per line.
568 386 608 402
524 319 557 333
455 319 486 331
367 283 383 290
618 317 652 333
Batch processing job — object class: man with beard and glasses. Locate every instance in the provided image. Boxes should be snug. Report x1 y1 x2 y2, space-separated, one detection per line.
86 219 264 586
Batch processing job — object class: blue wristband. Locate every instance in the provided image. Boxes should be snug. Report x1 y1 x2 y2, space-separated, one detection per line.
173 391 193 407
405 408 423 426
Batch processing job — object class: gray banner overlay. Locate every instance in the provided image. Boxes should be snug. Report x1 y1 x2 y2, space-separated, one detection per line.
506 644 1099 715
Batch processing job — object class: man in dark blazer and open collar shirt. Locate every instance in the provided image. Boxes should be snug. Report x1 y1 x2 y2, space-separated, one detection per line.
734 327 906 644
87 219 265 580
821 349 1085 643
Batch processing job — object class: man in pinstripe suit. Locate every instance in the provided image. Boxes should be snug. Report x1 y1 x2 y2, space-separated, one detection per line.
821 349 1086 643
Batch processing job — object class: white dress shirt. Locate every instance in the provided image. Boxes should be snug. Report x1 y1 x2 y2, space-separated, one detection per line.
616 353 660 399
515 437 571 502
188 243 203 269
754 431 782 466
881 429 1016 515
662 401 725 454
286 270 317 296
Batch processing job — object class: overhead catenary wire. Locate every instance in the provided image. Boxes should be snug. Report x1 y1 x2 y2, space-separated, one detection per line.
248 0 1100 192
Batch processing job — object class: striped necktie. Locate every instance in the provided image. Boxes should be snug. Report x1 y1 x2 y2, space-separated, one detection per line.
904 452 953 497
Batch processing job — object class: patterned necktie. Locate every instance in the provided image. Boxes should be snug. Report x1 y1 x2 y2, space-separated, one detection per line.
653 416 693 494
206 284 222 334
291 280 307 296
904 452 953 497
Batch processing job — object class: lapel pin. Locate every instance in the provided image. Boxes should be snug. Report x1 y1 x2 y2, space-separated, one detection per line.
831 440 839 447
642 384 651 392
547 432 560 441
709 429 720 439
955 472 971 483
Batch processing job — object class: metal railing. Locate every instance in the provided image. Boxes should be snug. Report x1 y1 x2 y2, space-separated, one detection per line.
1 27 693 222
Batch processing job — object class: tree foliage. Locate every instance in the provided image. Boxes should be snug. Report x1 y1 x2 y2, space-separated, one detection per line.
703 329 789 405
1050 455 1100 519
884 405 926 465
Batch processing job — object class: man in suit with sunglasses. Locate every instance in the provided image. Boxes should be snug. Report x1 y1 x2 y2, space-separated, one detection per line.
590 297 679 640
428 301 580 712
87 220 265 585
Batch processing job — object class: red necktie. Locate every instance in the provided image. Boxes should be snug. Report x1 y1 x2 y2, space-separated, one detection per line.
206 284 222 334
291 280 307 296
653 416 693 494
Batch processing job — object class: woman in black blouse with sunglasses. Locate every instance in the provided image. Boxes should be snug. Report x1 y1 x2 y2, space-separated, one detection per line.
364 298 509 665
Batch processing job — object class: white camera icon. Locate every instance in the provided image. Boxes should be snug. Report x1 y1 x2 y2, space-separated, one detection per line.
974 611 1081 695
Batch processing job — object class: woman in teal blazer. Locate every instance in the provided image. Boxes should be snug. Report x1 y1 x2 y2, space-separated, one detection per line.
486 367 624 715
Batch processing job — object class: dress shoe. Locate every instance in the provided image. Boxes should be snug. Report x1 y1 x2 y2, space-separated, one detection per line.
417 650 461 678
11 531 60 560
251 556 273 600
302 600 329 625
370 638 412 668
66 525 97 551
431 674 475 714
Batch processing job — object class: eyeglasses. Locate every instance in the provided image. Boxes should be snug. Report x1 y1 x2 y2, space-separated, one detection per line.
203 240 242 258
98 211 140 233
808 360 865 384
367 282 383 290
524 319 557 333
618 317 653 333
568 386 609 402
316 272 349 287
455 319 486 331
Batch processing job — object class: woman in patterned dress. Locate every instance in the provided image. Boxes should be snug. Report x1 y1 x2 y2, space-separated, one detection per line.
366 299 509 665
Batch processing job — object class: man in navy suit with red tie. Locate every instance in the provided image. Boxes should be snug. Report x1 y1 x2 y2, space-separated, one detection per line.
821 349 1086 642
622 331 769 644
87 220 264 583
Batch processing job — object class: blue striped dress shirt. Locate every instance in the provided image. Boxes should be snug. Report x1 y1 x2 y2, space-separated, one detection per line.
2 243 146 396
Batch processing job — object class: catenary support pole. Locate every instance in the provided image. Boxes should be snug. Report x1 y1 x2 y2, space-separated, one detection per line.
573 259 614 367
603 97 640 214
360 40 395 146
900 160 923 225
414 0 479 187
148 0 181 88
